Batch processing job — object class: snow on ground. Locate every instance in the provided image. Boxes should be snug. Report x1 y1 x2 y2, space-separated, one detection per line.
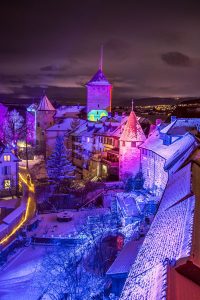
0 245 49 300
30 208 109 238
19 158 43 169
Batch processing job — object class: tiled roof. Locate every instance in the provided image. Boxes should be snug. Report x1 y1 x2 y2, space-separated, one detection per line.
37 95 56 111
121 262 168 300
120 160 196 300
159 163 192 212
120 111 146 142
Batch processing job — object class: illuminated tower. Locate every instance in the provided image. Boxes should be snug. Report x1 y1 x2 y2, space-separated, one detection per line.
119 102 146 180
86 47 112 121
36 94 56 153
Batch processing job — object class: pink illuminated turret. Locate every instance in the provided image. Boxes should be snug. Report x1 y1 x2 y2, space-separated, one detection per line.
36 94 56 154
119 103 146 180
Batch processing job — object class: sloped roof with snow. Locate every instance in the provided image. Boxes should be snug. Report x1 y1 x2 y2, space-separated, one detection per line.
46 118 86 132
120 111 146 142
0 144 19 162
37 95 56 111
159 163 192 212
160 118 200 135
120 160 196 300
121 195 195 300
55 105 85 118
141 131 196 169
86 69 111 86
107 238 144 276
121 261 168 300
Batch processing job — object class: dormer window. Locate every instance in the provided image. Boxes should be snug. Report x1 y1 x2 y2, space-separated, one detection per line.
4 155 11 162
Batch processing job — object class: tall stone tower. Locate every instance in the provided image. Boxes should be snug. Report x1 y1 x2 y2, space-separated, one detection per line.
119 107 146 180
36 95 56 154
86 49 112 121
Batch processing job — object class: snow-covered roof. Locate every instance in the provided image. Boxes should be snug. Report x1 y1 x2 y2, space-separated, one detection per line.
54 105 85 118
140 131 196 169
116 193 140 217
120 160 196 300
107 238 144 275
121 195 195 299
37 95 56 111
159 163 192 212
27 103 38 112
160 118 200 135
120 111 146 142
46 118 86 132
3 202 26 225
0 144 19 162
86 69 111 86
121 261 168 300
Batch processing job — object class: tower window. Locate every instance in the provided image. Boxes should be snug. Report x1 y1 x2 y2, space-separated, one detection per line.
122 141 125 147
4 180 11 189
131 142 136 147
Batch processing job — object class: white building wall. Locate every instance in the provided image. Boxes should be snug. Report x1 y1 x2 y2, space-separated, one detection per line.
141 150 168 196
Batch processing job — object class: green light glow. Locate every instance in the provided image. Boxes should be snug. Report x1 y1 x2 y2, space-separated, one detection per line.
87 109 108 121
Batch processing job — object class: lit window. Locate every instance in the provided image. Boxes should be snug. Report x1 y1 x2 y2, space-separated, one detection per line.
4 155 11 162
4 180 11 189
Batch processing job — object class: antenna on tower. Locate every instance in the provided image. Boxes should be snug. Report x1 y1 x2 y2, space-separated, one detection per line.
99 45 103 71
131 99 134 111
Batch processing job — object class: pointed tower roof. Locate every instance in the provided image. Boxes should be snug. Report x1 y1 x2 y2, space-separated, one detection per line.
37 95 56 111
86 46 111 86
86 69 111 86
120 110 146 142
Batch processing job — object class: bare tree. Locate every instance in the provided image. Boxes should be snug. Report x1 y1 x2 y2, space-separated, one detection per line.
31 245 105 300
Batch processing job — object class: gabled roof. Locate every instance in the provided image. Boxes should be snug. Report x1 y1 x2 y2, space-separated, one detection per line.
120 111 146 142
27 103 38 112
141 131 196 170
86 69 111 86
160 118 200 135
37 95 56 111
0 144 20 162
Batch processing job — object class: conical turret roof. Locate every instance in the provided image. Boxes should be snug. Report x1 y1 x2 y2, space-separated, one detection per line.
120 111 146 142
37 95 56 111
86 69 111 86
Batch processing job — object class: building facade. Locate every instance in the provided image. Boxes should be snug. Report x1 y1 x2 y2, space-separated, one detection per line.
0 144 19 197
119 110 146 181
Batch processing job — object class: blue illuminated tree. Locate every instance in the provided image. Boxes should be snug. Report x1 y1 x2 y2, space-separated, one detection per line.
46 135 75 183
3 109 25 148
125 171 144 192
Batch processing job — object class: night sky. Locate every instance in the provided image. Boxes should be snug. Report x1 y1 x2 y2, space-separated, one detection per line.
1 1 200 105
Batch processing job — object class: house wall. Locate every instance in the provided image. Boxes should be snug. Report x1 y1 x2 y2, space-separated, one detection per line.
0 153 18 196
36 110 55 153
141 149 168 195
